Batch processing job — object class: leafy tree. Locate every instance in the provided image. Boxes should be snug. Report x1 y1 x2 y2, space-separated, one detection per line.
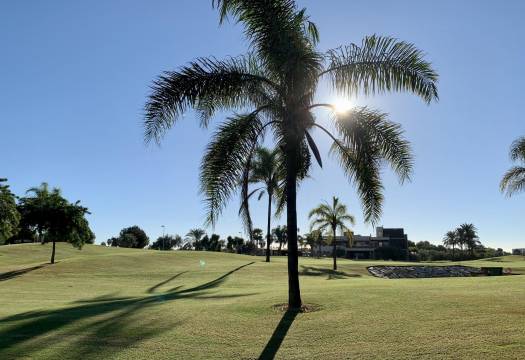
150 234 182 250
304 230 325 258
185 228 206 250
0 179 20 244
100 242 107 246
239 147 283 262
106 237 118 246
272 225 287 255
226 235 244 253
18 182 94 263
309 196 355 270
110 226 149 248
20 182 55 243
500 136 525 196
143 0 438 308
208 233 222 251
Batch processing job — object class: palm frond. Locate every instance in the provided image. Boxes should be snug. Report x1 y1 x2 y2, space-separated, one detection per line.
334 107 413 182
323 35 438 103
500 166 525 197
330 142 384 224
212 0 323 92
510 137 525 162
200 112 264 226
338 214 356 225
238 186 263 235
144 54 275 143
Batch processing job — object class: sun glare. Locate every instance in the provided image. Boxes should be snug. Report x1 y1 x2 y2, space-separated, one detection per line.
333 99 353 113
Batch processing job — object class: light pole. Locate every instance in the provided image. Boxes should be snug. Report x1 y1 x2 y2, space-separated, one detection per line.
161 225 166 250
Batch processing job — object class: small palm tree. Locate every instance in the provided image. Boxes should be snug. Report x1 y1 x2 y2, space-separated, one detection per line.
309 197 355 270
185 228 206 250
500 137 525 196
442 230 458 259
144 1 438 308
239 147 282 262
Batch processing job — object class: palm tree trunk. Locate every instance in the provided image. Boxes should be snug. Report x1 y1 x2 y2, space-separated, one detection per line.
50 239 56 264
266 192 272 263
332 226 337 271
285 140 301 309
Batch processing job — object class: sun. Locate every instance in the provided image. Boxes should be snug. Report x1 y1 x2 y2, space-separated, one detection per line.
332 99 353 113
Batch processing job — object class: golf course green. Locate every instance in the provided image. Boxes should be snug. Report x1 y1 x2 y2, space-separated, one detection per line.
1 244 524 359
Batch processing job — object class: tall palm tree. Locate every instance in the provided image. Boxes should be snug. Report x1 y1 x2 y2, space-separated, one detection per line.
185 228 206 250
239 147 282 262
144 1 438 308
500 137 525 196
442 230 458 260
309 197 355 270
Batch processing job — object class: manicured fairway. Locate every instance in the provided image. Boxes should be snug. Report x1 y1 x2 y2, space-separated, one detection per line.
0 244 524 359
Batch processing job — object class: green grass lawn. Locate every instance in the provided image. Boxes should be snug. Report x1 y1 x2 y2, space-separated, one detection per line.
1 244 524 359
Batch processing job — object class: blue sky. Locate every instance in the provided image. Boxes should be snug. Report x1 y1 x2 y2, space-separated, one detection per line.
1 1 524 250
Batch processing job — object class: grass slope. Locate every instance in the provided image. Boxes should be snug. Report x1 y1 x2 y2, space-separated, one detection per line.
0 244 524 359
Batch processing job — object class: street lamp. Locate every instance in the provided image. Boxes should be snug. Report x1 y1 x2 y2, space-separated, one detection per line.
161 225 166 250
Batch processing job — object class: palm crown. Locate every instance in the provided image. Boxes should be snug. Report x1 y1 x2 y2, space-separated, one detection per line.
500 136 525 196
144 0 437 225
308 197 355 235
144 0 438 308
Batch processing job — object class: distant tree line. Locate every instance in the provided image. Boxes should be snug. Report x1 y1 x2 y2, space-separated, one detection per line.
408 223 506 261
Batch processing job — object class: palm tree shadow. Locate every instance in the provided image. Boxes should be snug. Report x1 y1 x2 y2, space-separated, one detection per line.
0 264 48 282
0 262 255 358
299 265 361 280
147 271 188 293
258 309 299 360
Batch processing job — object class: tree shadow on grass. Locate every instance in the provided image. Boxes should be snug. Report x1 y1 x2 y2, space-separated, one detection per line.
300 265 361 280
258 309 299 360
0 264 48 282
0 262 255 359
147 271 188 293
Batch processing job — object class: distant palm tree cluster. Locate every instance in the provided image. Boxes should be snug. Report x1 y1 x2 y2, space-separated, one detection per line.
442 224 481 260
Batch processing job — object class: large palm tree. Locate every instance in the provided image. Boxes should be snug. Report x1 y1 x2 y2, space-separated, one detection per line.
239 147 282 262
144 0 438 308
309 196 355 270
500 137 525 196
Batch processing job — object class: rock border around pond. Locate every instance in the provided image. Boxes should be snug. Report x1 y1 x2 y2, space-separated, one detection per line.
367 265 484 279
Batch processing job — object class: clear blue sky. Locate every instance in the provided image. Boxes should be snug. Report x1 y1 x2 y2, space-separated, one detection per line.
1 1 524 250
